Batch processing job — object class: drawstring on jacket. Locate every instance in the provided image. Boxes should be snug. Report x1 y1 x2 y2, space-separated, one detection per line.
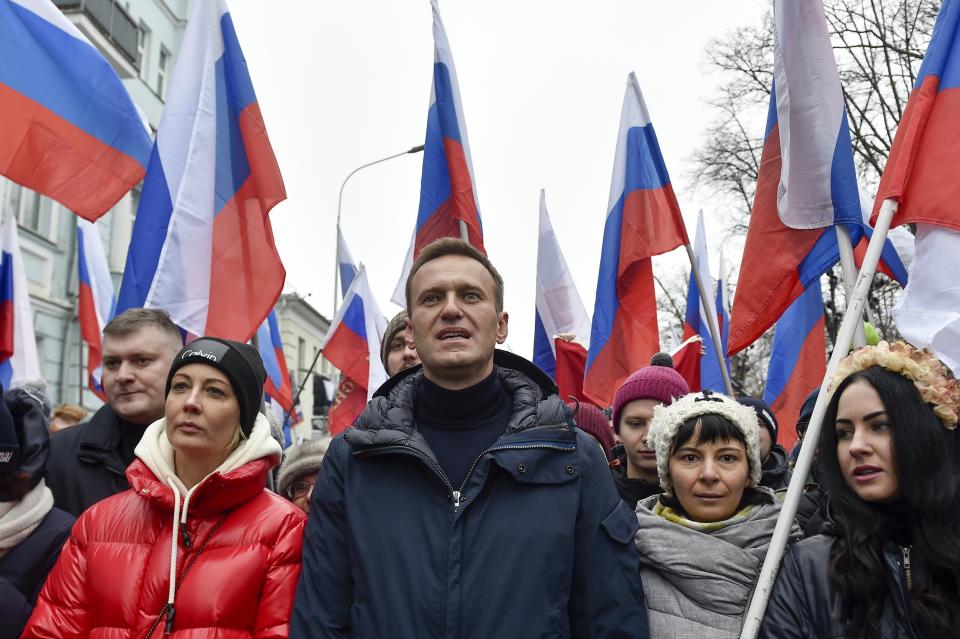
164 477 182 634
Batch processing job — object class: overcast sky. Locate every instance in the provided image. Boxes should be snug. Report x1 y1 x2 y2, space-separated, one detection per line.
228 0 768 355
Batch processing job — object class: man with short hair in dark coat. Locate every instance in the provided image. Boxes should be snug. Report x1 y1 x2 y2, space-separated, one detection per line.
292 238 649 638
45 309 182 516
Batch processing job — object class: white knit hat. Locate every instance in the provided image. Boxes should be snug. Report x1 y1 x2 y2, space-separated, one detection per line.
647 390 762 495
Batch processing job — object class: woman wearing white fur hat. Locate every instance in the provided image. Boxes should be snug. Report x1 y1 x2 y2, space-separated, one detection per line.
633 389 798 638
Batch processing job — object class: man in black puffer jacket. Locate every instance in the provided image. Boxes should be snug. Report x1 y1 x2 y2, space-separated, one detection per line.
292 239 648 638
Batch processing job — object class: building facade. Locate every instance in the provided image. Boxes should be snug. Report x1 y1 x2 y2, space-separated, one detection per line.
275 293 335 440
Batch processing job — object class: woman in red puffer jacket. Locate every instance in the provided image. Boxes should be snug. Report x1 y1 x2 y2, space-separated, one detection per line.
23 338 306 638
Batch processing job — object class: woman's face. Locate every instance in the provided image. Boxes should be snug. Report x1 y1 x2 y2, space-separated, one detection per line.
166 363 241 462
835 380 899 503
668 428 751 523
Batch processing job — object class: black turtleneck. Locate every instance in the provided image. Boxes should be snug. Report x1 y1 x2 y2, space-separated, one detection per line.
415 369 513 488
873 500 913 547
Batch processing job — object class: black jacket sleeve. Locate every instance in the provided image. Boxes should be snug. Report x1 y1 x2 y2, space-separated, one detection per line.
758 546 813 639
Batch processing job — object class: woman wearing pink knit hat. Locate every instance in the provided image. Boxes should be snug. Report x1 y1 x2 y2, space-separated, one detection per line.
608 352 689 508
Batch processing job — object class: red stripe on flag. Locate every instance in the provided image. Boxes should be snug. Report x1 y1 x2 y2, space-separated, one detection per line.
0 299 13 361
728 126 822 355
205 103 286 342
583 258 659 407
554 338 595 407
769 317 826 451
876 80 960 230
0 83 145 222
329 375 367 435
324 323 370 387
618 185 689 264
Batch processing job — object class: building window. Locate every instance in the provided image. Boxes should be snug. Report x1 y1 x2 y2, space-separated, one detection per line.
157 46 170 99
8 185 56 242
137 23 151 79
298 337 307 374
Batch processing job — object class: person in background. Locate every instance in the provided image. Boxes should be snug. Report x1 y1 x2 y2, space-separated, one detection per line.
292 238 648 638
46 309 184 516
0 387 74 639
760 342 960 638
381 310 420 376
48 405 86 434
738 397 792 490
278 437 331 515
635 390 798 637
609 353 689 509
568 401 616 461
23 338 306 638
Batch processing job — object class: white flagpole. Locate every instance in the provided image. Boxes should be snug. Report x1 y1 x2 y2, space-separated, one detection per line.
739 197 898 639
684 243 735 396
836 225 868 347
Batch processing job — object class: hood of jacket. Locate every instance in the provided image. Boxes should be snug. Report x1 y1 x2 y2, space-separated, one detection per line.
635 489 790 618
128 412 281 516
346 350 570 453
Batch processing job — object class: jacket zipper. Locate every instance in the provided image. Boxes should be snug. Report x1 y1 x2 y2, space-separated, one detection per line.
901 546 913 591
358 440 575 513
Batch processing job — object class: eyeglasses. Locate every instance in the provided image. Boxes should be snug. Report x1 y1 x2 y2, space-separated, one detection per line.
288 481 315 500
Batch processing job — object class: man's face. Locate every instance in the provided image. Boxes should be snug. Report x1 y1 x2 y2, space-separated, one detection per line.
102 326 179 425
758 424 773 462
407 254 508 390
386 331 420 376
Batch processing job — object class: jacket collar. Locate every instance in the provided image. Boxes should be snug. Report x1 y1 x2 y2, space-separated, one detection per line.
76 404 136 470
347 350 569 452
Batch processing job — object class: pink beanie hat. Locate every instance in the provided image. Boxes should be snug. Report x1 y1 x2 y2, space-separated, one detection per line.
612 353 689 433
568 402 616 461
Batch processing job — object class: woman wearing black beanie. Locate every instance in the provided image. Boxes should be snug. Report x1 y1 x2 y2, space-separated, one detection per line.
24 338 306 638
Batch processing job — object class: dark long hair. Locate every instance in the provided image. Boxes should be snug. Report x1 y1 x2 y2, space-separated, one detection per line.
821 366 960 637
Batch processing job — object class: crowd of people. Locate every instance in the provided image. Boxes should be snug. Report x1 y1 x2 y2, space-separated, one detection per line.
0 237 957 638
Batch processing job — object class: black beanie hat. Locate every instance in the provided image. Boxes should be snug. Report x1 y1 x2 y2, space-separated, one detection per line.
165 337 267 437
0 387 51 501
737 396 779 446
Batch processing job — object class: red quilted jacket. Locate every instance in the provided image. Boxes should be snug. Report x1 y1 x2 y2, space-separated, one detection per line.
22 431 306 638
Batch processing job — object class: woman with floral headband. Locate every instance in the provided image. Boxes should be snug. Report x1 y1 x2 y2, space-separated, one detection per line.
760 341 960 639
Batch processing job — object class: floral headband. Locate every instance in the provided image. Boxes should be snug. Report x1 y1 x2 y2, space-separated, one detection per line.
829 341 960 429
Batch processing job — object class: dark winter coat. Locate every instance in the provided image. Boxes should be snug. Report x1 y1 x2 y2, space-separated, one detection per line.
291 350 649 639
609 444 663 509
759 445 792 490
0 507 73 639
759 533 921 638
45 405 135 516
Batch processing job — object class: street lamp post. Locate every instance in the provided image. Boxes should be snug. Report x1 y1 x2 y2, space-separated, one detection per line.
333 144 424 314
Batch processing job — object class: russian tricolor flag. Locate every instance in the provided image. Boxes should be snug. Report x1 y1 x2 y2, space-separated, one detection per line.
763 282 826 451
0 209 40 388
681 211 730 392
115 0 286 342
77 219 115 400
584 72 689 407
322 265 387 435
412 0 484 257
533 189 591 380
0 0 152 221
256 310 293 417
728 0 862 356
872 0 960 374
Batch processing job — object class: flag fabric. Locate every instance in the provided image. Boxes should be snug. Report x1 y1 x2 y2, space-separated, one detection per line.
116 0 286 342
412 0 484 256
584 72 689 407
872 0 960 231
716 252 731 361
322 265 387 435
853 190 910 286
0 0 152 220
670 334 703 387
255 310 293 416
337 225 359 296
0 208 40 387
77 219 115 399
728 0 863 355
893 226 960 374
533 190 591 379
680 211 729 392
763 282 826 450
553 338 592 406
